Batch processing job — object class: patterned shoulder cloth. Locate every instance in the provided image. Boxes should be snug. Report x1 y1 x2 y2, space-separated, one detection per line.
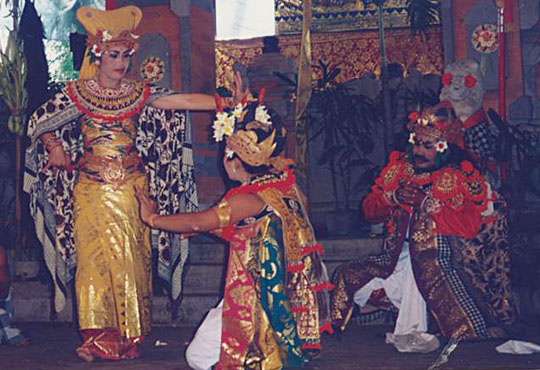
23 81 198 313
23 87 83 313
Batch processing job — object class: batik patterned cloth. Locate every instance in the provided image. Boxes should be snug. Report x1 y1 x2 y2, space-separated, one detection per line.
217 167 332 369
0 293 26 346
23 79 198 321
331 152 516 340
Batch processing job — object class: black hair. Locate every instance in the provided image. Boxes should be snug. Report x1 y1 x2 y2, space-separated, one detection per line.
406 142 474 172
262 36 280 54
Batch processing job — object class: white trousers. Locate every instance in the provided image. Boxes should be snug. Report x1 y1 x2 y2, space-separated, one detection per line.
185 300 223 370
353 243 428 335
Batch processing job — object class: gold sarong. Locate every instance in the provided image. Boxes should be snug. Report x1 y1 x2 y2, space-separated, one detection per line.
74 174 152 338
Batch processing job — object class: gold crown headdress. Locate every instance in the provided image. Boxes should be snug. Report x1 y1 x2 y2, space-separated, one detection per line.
213 89 284 167
76 6 142 80
407 103 463 153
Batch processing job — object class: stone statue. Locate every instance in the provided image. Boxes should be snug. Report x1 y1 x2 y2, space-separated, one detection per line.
440 59 497 173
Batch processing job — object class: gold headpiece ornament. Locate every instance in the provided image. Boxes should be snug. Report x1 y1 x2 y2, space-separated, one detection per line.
76 6 142 80
213 89 286 167
227 129 277 167
407 103 463 153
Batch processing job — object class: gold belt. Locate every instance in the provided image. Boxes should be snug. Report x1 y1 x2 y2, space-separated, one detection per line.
79 153 143 184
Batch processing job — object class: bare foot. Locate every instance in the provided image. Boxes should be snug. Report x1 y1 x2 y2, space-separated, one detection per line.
76 347 94 363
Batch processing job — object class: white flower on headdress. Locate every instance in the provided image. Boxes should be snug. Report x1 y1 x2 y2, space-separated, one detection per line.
408 132 416 145
91 44 102 57
255 105 271 125
435 140 448 153
232 103 244 118
213 111 235 142
101 30 113 42
213 119 225 142
225 147 235 159
222 115 235 136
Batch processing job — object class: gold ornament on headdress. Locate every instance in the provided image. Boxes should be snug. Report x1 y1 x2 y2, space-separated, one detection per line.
227 127 277 167
76 6 142 80
407 103 463 152
213 88 287 167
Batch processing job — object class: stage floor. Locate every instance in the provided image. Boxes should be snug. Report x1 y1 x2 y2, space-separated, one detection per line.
2 323 540 369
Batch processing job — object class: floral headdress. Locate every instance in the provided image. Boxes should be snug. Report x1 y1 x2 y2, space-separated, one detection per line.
407 103 463 153
76 6 142 80
213 89 285 168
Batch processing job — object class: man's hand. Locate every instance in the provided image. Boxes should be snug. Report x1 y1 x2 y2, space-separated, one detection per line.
134 184 158 225
395 183 427 208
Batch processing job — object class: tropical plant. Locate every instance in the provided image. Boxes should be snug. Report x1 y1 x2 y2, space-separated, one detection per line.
361 0 440 155
278 61 382 211
0 0 30 251
308 61 381 209
488 109 540 198
406 0 440 39
0 30 27 136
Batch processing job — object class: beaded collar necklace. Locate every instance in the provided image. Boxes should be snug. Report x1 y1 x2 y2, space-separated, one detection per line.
67 78 150 122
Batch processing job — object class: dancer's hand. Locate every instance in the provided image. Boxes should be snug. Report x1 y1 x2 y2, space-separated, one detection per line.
222 71 248 108
395 183 426 207
232 71 247 105
134 184 157 225
43 145 71 173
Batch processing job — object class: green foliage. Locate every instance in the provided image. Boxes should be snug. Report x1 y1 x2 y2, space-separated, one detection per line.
44 40 78 82
0 30 27 136
311 61 382 207
406 0 440 38
488 109 540 197
278 60 381 208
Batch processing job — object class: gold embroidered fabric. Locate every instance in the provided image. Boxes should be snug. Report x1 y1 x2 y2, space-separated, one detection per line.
217 172 330 369
78 116 144 185
74 174 151 339
216 27 444 89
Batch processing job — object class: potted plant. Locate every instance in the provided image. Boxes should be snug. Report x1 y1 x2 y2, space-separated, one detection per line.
306 61 381 235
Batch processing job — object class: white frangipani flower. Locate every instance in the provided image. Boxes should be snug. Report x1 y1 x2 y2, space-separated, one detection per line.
232 103 244 118
435 140 448 153
222 115 235 136
101 30 113 41
91 44 102 57
225 147 235 159
255 105 271 125
213 119 224 142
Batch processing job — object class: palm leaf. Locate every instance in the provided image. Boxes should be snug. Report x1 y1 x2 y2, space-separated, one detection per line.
407 0 440 38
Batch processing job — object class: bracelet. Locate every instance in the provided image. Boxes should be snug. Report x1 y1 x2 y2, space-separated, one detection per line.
148 213 160 228
214 198 232 229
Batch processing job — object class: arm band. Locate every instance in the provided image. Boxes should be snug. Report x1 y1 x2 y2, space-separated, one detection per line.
214 198 232 229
